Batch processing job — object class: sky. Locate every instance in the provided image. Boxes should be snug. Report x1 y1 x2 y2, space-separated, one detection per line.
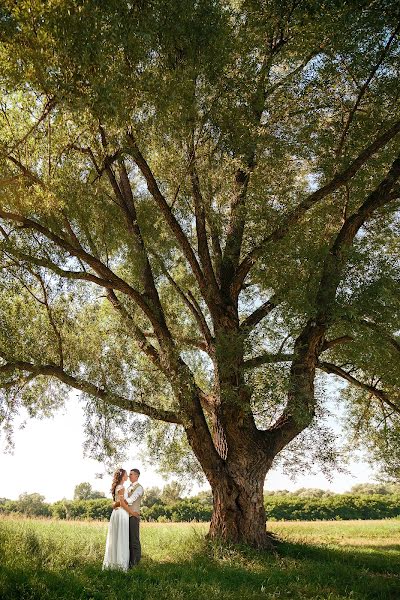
0 391 377 503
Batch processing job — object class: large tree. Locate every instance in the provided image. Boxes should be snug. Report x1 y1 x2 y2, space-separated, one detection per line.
0 1 399 547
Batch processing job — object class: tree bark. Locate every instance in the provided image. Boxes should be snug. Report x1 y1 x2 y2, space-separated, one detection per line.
207 466 275 548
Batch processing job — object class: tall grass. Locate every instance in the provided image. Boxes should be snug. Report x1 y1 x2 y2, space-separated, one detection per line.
1 517 399 599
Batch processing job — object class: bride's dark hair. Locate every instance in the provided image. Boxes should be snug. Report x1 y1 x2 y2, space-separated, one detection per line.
111 468 126 499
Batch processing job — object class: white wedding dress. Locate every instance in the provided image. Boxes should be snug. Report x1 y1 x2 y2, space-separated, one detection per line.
102 484 130 571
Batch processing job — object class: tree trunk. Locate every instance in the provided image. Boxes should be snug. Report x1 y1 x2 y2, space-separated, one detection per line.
207 468 275 548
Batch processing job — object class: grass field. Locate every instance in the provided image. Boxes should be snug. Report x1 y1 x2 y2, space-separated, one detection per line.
0 518 399 600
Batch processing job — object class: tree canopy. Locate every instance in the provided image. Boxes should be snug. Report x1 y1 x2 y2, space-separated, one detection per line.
0 0 399 544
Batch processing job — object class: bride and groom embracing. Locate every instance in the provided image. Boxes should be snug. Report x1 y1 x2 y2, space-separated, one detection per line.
102 468 144 572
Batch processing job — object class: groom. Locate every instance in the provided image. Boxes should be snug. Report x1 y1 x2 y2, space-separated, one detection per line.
114 467 144 567
126 468 144 567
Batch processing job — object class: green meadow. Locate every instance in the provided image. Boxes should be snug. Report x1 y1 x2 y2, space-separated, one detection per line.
1 517 399 600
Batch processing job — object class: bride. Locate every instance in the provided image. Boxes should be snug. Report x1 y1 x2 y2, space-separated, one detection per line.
102 468 131 571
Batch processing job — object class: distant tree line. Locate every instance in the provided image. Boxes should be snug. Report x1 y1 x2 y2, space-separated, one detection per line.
1 483 400 522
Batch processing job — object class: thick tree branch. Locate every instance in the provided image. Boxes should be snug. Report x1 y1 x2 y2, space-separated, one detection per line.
187 290 214 348
221 163 253 298
5 155 45 188
318 361 400 415
205 206 223 283
0 209 162 329
150 250 214 348
315 156 400 322
243 334 353 368
321 335 353 351
240 295 278 331
115 161 172 338
264 154 400 451
234 120 400 291
335 23 400 160
220 37 285 298
105 290 164 370
0 242 116 286
0 360 182 424
97 129 160 314
126 132 208 296
189 156 220 296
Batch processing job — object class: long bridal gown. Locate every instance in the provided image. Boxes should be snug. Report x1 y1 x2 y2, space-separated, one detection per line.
102 484 130 571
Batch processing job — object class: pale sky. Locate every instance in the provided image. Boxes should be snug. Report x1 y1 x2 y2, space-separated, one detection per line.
0 394 376 502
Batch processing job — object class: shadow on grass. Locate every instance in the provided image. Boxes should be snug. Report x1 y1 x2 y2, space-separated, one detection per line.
277 537 400 574
368 544 400 552
1 538 400 600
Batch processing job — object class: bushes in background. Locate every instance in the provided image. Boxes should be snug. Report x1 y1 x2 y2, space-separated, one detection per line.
50 499 112 520
264 494 400 521
1 493 400 522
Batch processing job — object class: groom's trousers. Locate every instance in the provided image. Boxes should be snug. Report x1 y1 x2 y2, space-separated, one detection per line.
129 516 141 567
